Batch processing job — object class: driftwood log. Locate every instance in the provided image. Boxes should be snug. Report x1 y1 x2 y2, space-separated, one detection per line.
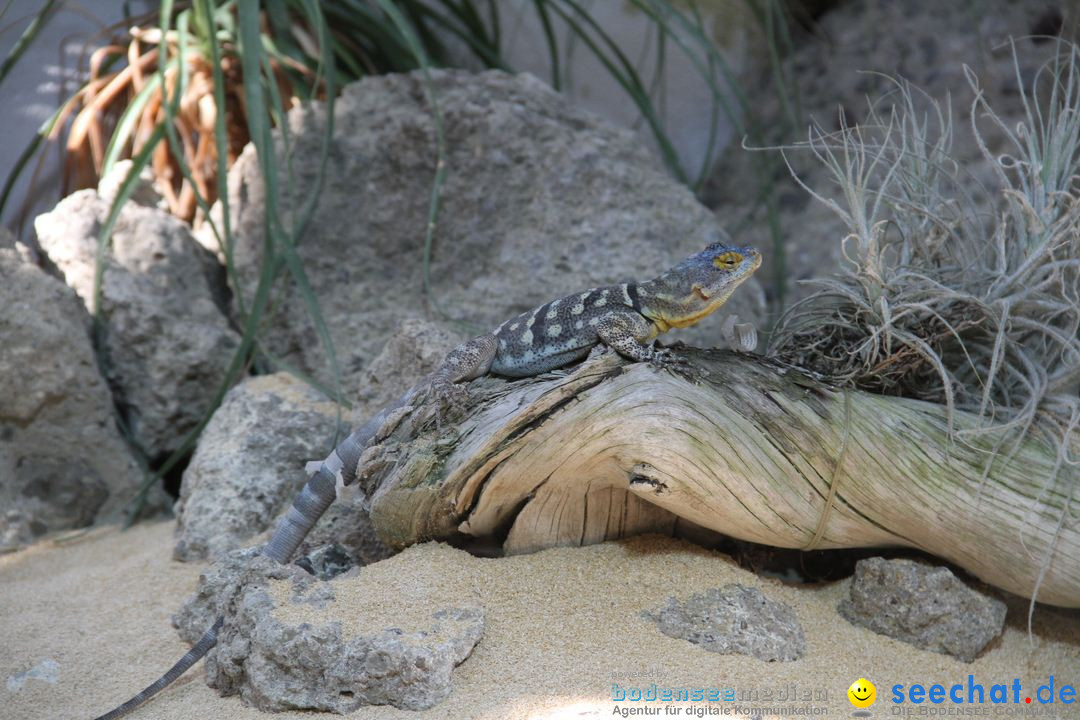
354 349 1080 608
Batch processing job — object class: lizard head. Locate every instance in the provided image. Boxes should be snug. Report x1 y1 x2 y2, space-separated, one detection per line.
640 242 762 330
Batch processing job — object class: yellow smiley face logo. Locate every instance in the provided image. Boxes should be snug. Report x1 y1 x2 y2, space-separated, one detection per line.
848 678 877 708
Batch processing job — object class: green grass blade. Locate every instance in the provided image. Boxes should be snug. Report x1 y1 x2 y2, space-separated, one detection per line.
156 10 239 283
257 345 353 407
101 66 165 177
292 0 335 241
678 1 719 189
485 0 501 53
744 0 799 135
125 233 281 523
91 121 167 519
0 133 44 222
238 0 344 424
336 0 423 71
193 0 243 318
633 0 790 306
399 0 453 66
0 0 59 90
401 0 507 69
532 0 562 90
92 121 166 319
264 0 315 91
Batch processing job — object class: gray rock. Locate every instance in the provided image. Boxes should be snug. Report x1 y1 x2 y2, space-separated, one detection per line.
349 318 461 426
173 373 349 562
173 547 263 643
644 584 805 662
838 557 1006 662
205 69 764 396
289 512 395 579
176 553 483 712
0 248 153 548
33 189 240 459
295 542 357 581
96 159 166 209
0 226 38 264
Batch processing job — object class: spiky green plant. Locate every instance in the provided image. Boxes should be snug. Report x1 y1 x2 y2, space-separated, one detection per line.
768 40 1080 610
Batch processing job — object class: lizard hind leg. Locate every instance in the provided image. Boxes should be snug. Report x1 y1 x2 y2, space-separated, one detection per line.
429 333 498 426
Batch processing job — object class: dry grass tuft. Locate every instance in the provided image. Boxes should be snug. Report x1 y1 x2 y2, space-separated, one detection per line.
767 40 1080 603
52 24 301 222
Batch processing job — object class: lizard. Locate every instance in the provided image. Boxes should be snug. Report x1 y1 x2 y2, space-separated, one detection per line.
91 240 761 720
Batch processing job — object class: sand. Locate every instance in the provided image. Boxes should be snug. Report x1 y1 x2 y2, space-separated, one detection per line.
2 520 1078 720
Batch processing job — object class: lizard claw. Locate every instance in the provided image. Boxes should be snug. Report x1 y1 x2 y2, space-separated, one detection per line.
430 378 469 429
649 347 699 382
649 347 688 367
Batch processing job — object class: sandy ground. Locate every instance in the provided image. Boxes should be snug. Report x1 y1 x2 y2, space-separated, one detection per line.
2 520 1078 720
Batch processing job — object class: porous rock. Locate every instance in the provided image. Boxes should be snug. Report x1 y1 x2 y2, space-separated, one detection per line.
838 557 1006 662
34 189 239 459
96 159 166 209
349 318 461 425
173 373 350 562
0 248 151 548
203 69 765 396
644 584 805 662
176 552 483 712
174 547 265 643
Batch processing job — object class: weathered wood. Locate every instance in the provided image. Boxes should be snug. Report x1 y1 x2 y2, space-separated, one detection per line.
357 349 1080 607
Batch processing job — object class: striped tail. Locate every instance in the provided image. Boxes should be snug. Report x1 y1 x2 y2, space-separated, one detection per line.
93 618 223 720
91 389 415 719
262 392 411 563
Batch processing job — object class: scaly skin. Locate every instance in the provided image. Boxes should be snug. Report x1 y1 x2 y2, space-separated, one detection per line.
430 241 761 397
92 241 760 720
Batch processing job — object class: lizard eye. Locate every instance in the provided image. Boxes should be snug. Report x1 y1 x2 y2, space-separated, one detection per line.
713 251 742 269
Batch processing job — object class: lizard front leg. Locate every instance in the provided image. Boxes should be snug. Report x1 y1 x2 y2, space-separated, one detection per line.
429 333 498 422
595 310 691 375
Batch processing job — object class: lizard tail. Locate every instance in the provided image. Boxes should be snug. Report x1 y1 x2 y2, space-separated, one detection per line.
261 390 412 562
263 457 349 563
92 617 223 720
90 388 418 719
90 447 345 720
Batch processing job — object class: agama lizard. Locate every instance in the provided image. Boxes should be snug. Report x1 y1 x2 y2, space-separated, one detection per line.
92 241 761 719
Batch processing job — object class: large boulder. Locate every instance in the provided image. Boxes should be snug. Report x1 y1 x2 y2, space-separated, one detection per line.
34 189 240 459
203 69 765 395
0 248 153 548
